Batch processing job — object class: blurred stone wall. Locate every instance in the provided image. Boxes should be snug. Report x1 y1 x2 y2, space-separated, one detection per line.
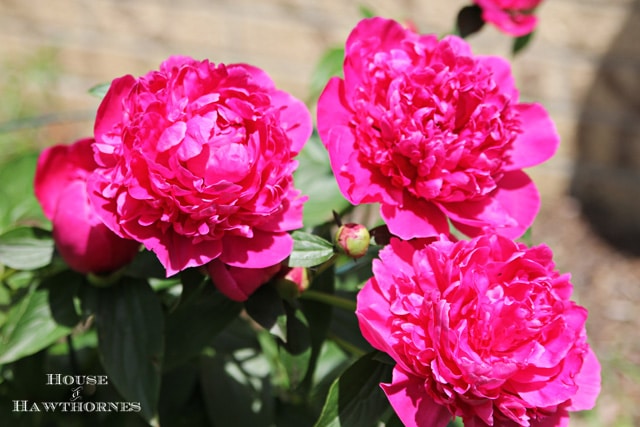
0 0 638 246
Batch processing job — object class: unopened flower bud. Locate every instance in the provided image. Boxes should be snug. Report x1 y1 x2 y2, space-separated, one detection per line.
335 223 370 259
275 267 309 300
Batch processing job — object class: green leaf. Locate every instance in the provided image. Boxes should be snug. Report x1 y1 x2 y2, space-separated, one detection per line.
4 269 38 290
200 320 275 427
163 273 242 371
0 227 54 270
88 82 111 99
158 364 204 426
512 31 535 55
0 152 48 233
519 226 533 246
0 271 81 364
314 351 393 427
245 283 288 342
383 412 405 427
279 303 312 389
358 5 376 18
309 340 350 412
124 249 168 279
308 47 345 104
289 231 335 268
282 302 311 355
294 134 351 226
245 286 312 389
329 294 373 355
335 250 378 292
298 257 335 395
95 277 164 423
455 5 485 38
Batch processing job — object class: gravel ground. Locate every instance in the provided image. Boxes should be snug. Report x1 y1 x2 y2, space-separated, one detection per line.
533 194 640 426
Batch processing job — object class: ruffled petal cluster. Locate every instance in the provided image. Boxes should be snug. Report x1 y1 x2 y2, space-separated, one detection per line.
317 18 558 240
34 138 140 274
357 235 600 427
88 56 312 276
474 0 543 37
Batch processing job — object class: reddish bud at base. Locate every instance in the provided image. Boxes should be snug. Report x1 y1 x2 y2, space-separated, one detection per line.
335 223 370 259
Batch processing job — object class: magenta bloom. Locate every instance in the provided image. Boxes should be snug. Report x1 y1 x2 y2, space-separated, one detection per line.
34 138 140 274
88 56 312 276
356 235 600 427
317 18 558 240
474 0 543 37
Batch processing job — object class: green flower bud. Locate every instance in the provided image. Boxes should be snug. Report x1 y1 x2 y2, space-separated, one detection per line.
335 223 370 259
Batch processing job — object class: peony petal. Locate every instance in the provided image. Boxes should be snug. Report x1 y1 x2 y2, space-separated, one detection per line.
506 103 560 171
480 56 518 99
356 277 395 355
207 259 281 302
94 75 136 144
149 232 223 277
380 196 449 240
271 90 313 154
343 18 413 99
317 77 356 197
317 77 398 206
52 180 139 274
344 155 400 205
86 172 127 236
255 190 306 233
474 0 541 37
34 138 97 220
207 260 248 301
443 170 539 239
157 121 187 152
530 410 570 427
159 55 195 74
516 375 579 409
219 230 293 269
231 63 275 90
381 367 452 427
566 348 601 411
35 147 74 219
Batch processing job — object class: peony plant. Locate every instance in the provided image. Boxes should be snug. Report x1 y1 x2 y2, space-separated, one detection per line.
0 3 601 427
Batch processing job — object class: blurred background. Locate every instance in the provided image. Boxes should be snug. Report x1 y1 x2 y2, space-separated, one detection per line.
0 0 638 425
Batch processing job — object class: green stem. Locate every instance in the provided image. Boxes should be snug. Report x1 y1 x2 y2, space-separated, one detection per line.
312 254 337 277
0 267 17 282
300 289 357 312
67 335 79 375
328 332 367 357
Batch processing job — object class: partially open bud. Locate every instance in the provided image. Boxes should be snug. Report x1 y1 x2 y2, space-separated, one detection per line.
335 223 370 259
276 267 309 300
34 138 140 275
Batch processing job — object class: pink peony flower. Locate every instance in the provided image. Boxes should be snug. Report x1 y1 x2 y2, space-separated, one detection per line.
356 234 600 427
88 56 312 276
317 18 558 240
474 0 543 37
34 138 140 274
